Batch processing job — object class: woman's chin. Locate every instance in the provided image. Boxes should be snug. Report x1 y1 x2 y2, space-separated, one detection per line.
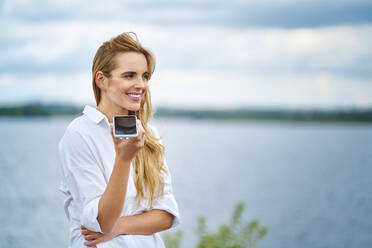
126 105 141 112
117 101 141 113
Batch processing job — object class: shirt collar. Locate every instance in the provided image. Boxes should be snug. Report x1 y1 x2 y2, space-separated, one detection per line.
83 105 109 125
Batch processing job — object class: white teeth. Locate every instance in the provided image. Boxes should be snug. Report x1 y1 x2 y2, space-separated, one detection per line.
127 94 140 98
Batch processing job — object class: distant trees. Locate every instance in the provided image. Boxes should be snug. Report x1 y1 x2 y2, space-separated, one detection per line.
0 103 81 116
1 102 372 122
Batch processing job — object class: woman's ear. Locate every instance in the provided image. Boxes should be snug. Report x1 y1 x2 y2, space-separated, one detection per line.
95 71 107 90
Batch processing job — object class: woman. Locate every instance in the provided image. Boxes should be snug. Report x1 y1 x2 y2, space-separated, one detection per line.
58 32 180 248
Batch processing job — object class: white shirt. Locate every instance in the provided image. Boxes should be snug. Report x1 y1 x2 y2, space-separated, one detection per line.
58 105 180 248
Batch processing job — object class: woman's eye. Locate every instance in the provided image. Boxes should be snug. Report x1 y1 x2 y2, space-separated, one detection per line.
124 73 134 79
143 74 149 81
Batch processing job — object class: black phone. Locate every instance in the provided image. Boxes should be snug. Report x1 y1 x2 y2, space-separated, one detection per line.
113 115 138 138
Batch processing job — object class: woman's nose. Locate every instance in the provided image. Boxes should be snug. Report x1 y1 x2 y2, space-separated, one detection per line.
134 77 146 88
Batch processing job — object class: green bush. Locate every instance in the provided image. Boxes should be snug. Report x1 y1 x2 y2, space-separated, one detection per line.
163 202 268 248
163 229 183 248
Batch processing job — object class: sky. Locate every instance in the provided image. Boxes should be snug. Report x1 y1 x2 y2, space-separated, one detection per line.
1 0 372 109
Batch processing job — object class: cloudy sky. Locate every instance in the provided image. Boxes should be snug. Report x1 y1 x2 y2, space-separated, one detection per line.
1 0 372 109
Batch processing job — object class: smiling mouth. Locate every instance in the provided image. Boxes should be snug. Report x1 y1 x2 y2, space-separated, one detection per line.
126 93 141 102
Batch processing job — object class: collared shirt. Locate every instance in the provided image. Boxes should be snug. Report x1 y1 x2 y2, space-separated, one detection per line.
58 105 180 248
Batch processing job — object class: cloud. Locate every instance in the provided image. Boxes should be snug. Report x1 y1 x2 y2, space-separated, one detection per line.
150 69 372 108
0 73 94 104
2 0 372 28
2 67 371 108
1 1 371 108
2 20 371 78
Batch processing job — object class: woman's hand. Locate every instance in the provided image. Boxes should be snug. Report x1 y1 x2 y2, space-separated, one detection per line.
110 119 146 162
81 225 118 246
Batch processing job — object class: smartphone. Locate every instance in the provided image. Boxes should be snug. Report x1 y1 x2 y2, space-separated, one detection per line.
113 115 138 138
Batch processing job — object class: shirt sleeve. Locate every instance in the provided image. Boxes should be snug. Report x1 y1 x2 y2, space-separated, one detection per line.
149 125 181 229
59 127 106 233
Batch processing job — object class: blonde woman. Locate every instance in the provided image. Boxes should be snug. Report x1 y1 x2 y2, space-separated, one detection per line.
58 32 180 248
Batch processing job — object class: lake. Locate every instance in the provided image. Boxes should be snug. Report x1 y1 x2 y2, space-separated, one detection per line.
0 116 371 248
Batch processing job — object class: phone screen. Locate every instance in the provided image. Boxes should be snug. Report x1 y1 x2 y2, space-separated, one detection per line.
114 116 137 136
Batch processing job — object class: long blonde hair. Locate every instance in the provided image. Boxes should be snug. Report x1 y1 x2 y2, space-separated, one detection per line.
92 32 168 207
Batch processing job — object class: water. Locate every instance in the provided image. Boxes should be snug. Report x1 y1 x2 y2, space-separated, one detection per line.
0 116 371 248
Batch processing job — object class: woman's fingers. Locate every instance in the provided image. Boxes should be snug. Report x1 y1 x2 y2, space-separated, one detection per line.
80 225 108 246
110 124 114 137
111 123 132 147
84 237 104 247
112 118 145 161
82 229 95 235
82 229 95 236
84 233 101 240
110 124 118 145
136 119 145 142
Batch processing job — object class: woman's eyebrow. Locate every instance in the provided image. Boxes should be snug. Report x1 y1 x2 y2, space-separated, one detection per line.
120 71 148 76
121 71 136 75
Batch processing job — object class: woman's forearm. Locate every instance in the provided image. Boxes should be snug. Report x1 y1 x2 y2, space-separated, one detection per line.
116 209 174 235
97 155 131 233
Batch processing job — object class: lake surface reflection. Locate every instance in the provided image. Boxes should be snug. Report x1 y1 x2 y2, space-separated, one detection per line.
0 117 371 248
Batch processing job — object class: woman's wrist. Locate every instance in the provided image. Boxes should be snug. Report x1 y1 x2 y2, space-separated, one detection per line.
115 216 129 235
115 152 132 166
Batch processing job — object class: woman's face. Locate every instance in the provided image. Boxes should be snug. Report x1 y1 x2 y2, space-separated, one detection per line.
102 52 149 113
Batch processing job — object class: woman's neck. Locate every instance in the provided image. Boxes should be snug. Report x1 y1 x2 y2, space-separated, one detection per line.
97 99 129 124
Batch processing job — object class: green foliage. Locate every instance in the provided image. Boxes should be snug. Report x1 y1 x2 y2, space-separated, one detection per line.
162 202 269 248
155 107 372 122
163 229 183 248
196 202 268 248
0 103 81 116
